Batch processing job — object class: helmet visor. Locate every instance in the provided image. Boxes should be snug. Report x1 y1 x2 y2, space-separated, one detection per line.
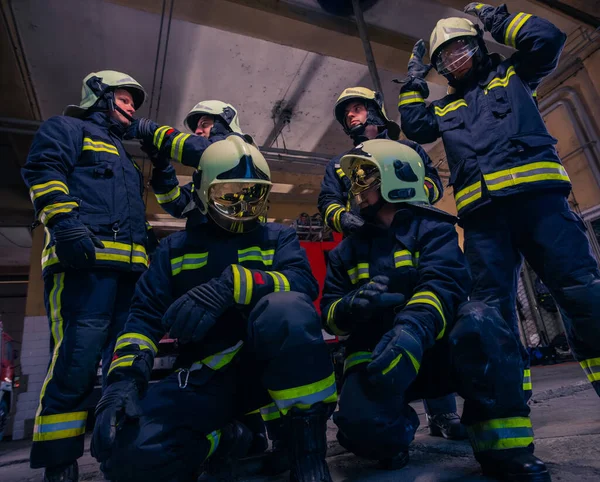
435 38 479 76
348 160 381 203
208 182 270 220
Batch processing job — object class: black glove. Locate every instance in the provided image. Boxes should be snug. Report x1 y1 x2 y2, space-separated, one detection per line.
126 117 159 141
337 275 390 321
367 324 423 393
408 39 433 80
340 211 365 235
91 379 142 463
140 139 170 169
464 2 500 31
162 268 235 344
50 218 104 269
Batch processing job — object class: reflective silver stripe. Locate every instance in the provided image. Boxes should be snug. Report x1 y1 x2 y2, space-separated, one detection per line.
485 166 569 189
171 253 209 276
348 264 369 285
155 186 181 204
394 250 413 268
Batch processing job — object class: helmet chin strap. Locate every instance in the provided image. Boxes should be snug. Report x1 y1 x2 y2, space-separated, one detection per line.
85 76 135 122
359 197 386 222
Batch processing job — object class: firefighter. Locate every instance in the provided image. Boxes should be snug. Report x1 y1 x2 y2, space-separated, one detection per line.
91 136 336 482
318 87 465 439
144 100 251 220
397 3 600 396
21 71 150 481
322 139 550 481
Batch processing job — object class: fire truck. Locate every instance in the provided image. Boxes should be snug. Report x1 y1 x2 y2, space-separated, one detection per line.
0 321 19 441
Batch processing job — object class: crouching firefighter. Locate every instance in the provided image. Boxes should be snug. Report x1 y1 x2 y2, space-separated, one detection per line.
91 135 337 482
21 70 151 482
397 3 600 397
318 87 465 440
321 139 551 481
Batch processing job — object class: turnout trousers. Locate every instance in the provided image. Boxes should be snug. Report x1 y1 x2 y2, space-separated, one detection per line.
31 270 139 468
104 292 336 482
335 302 533 460
463 191 600 396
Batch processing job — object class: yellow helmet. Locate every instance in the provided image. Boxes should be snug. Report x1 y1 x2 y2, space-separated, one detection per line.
64 70 146 118
334 87 400 140
184 100 243 134
429 18 480 76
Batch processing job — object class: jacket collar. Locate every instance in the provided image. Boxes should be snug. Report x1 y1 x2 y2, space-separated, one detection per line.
84 111 127 138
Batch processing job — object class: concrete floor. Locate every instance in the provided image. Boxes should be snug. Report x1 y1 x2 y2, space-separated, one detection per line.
0 362 598 482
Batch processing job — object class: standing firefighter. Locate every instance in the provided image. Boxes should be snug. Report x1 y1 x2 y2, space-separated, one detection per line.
91 136 336 482
146 100 250 219
398 3 600 396
21 71 149 481
322 139 551 481
318 87 465 439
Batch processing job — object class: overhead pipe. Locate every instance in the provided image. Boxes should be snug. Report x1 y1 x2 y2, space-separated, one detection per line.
351 0 383 95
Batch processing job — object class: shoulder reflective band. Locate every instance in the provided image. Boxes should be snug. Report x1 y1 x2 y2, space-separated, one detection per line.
33 411 87 442
468 417 534 452
504 13 532 48
407 290 447 339
434 99 468 117
39 201 78 224
484 66 516 94
398 91 425 107
83 137 119 155
483 162 570 192
155 186 181 204
29 180 69 202
170 252 209 276
347 263 370 285
238 246 275 266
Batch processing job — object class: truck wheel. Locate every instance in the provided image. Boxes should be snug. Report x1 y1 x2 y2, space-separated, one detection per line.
0 398 8 441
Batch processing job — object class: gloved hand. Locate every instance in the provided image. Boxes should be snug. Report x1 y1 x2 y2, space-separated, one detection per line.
367 324 423 394
407 39 433 80
50 217 104 269
126 117 159 141
340 211 365 235
464 3 499 31
337 275 390 322
140 139 170 169
91 379 142 463
162 268 235 344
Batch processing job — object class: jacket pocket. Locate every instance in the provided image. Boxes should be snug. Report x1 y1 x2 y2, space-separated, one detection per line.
509 132 557 150
437 112 464 132
490 89 511 118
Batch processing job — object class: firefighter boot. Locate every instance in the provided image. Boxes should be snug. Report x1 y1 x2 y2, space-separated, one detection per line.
43 461 79 482
200 421 253 482
261 417 290 476
286 403 332 482
477 449 551 481
427 412 468 440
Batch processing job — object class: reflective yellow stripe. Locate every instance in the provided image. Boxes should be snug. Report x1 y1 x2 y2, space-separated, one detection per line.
474 3 485 9
468 417 534 452
33 411 87 442
325 298 348 336
332 207 344 233
205 430 221 461
108 354 135 375
407 290 446 339
238 246 275 266
454 181 482 213
347 263 370 285
115 332 158 354
170 133 191 162
523 368 532 390
580 357 600 382
335 168 346 179
266 271 290 292
434 99 467 117
325 203 344 222
232 264 253 305
268 372 337 415
381 349 420 376
259 402 281 422
424 176 440 202
82 137 119 155
36 273 65 419
394 249 414 268
29 180 69 202
132 243 149 267
483 162 570 191
39 201 78 224
484 66 517 94
398 91 425 107
201 341 244 370
153 126 171 149
171 252 209 276
504 13 532 48
344 351 372 373
155 186 181 204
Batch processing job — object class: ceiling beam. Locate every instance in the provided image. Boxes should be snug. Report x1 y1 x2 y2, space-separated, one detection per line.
107 0 447 84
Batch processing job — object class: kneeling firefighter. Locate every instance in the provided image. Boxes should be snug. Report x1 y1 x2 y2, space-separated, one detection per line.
91 136 337 482
321 139 551 481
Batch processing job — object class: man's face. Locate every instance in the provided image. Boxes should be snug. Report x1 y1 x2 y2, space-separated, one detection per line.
195 115 215 137
344 101 368 130
110 89 136 126
439 39 475 79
